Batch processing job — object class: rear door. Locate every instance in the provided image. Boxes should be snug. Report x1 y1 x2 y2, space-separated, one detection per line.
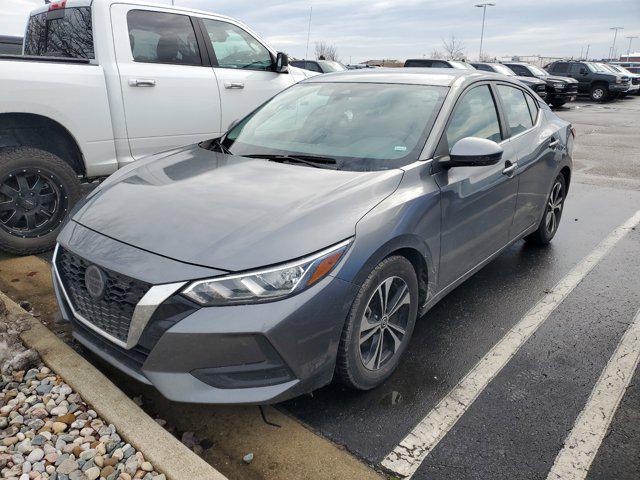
434 83 519 289
111 5 221 160
494 83 557 237
196 17 298 132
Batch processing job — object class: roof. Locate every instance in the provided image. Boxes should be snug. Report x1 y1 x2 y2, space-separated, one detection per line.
300 68 495 87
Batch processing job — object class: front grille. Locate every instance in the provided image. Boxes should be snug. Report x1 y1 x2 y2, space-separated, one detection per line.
535 84 546 92
56 248 151 343
566 84 578 94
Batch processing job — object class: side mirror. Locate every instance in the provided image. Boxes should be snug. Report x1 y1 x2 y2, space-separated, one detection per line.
441 137 503 168
274 52 289 73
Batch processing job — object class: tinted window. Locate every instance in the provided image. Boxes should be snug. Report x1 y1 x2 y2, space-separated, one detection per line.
525 93 539 123
446 85 502 148
552 62 569 73
474 63 493 72
305 61 322 72
405 59 430 67
497 85 534 136
24 7 93 59
507 64 529 76
202 19 272 70
127 10 201 65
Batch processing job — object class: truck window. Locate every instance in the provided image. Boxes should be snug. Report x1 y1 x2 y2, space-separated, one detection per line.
552 63 569 74
201 19 273 71
127 10 201 66
24 7 94 59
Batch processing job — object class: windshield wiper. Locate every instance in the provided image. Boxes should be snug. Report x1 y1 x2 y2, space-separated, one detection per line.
210 138 232 154
243 154 338 169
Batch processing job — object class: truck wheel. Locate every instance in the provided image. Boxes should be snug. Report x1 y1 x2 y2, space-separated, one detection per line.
590 84 608 102
0 147 82 255
550 99 567 108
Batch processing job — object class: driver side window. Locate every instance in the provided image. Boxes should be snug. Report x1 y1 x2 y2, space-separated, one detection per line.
201 19 272 70
445 85 502 150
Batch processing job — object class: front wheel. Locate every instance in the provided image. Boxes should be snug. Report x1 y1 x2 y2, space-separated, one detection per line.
524 173 566 246
0 147 82 255
335 255 419 390
550 99 567 108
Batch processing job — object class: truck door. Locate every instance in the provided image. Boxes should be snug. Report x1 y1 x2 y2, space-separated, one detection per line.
196 18 297 132
110 5 221 161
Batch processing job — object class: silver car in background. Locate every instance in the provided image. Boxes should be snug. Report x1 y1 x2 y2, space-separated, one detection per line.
52 69 573 404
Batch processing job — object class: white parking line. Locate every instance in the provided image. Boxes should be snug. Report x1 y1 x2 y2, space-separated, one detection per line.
547 306 640 480
381 210 640 478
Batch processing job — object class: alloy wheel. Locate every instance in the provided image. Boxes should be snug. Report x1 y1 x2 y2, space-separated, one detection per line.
592 88 604 100
545 180 564 235
0 169 66 238
358 276 411 371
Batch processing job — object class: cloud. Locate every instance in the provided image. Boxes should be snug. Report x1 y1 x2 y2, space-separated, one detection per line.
2 0 638 62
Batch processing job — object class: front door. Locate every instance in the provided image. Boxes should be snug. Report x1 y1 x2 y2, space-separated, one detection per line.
197 18 297 132
112 5 221 161
435 83 518 289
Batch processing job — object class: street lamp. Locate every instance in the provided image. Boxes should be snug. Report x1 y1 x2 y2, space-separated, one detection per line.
609 27 623 60
475 3 496 61
625 35 638 61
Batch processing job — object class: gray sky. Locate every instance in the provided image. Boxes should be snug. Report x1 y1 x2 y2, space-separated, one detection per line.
2 0 639 62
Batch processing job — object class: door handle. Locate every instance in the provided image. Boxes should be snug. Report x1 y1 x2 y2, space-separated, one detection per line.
224 82 245 89
129 79 156 87
502 161 518 177
548 137 560 148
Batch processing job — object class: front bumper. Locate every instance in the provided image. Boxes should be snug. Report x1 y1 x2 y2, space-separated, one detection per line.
609 83 631 92
54 222 357 404
624 84 639 94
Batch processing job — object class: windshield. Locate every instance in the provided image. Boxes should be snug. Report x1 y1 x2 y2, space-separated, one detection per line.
610 65 632 75
449 61 475 70
586 62 608 73
529 65 549 76
318 60 346 72
220 82 448 171
492 64 516 76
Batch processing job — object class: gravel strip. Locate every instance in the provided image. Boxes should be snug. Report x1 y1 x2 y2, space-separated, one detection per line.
0 299 165 480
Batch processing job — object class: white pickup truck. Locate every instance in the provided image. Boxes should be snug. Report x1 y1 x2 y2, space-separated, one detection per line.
0 0 314 254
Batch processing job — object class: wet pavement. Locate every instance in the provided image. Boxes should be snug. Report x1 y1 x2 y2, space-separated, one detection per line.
1 96 639 480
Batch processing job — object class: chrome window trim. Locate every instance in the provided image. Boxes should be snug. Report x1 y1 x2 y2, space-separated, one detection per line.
52 244 187 350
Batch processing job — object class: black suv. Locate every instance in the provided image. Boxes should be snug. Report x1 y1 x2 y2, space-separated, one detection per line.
503 63 578 107
472 62 547 99
545 61 631 101
404 59 475 69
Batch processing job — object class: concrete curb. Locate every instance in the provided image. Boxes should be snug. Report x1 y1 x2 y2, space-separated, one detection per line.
2 290 227 480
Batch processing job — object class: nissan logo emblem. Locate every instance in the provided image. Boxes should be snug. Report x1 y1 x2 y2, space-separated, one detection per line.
85 265 106 300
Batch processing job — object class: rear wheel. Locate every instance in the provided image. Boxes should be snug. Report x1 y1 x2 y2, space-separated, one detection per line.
525 173 566 246
590 84 608 102
0 147 82 255
336 255 419 390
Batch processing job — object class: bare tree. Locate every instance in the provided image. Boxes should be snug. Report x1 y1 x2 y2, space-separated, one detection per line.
441 34 466 60
430 48 444 59
315 41 340 62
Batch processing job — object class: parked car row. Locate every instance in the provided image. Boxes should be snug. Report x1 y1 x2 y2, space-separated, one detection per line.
392 57 639 105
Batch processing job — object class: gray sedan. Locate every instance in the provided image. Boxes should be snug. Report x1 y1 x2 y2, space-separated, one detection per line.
52 69 573 404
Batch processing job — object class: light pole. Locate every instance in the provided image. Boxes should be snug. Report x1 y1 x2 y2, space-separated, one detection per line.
625 35 638 61
609 27 623 60
475 3 495 61
305 6 313 59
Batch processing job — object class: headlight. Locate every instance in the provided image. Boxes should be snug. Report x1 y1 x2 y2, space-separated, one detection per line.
615 77 621 84
551 82 565 90
182 239 352 306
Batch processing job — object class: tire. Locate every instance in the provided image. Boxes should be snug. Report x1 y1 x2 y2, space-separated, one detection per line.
550 99 567 108
590 84 608 102
524 173 566 246
335 255 419 390
0 147 82 255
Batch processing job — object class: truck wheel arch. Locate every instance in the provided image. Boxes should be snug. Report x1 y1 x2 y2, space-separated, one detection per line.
0 113 85 176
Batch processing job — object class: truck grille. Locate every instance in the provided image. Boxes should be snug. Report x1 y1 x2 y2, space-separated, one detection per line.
535 84 546 93
56 248 151 343
566 84 578 94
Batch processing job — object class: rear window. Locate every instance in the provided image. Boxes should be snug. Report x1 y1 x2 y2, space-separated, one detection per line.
24 7 94 59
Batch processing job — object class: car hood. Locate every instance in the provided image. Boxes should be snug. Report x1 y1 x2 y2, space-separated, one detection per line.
73 146 403 272
515 76 545 85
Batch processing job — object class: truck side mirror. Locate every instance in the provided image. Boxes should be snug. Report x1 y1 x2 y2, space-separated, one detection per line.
275 52 289 73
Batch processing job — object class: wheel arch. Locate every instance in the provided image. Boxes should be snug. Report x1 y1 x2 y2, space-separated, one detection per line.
0 113 86 176
560 165 571 193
